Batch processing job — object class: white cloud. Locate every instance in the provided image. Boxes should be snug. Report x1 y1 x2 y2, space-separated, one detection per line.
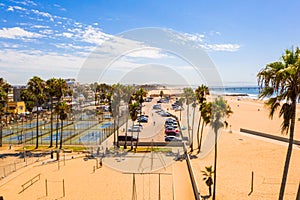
14 0 37 6
81 26 110 45
126 49 170 59
205 44 241 52
183 33 205 42
31 25 50 29
0 49 84 84
39 29 53 35
0 27 43 39
62 32 73 38
53 43 94 51
0 42 20 48
31 9 54 21
0 3 5 7
7 6 14 11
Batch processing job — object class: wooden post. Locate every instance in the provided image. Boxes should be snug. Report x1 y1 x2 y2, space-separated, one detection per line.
45 179 48 196
296 182 300 200
62 179 65 197
158 173 161 200
248 171 254 196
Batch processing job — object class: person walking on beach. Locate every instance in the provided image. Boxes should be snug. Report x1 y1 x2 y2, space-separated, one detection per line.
99 157 103 167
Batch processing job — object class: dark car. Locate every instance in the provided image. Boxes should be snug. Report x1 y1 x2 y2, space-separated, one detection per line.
118 135 138 142
165 136 182 142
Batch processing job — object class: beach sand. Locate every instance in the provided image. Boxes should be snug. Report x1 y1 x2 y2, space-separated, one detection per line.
1 91 300 199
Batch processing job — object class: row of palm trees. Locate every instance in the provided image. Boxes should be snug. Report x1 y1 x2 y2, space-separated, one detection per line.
200 47 300 200
182 85 232 200
19 76 71 149
0 78 11 147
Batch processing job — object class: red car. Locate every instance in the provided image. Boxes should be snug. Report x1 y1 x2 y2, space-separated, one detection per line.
165 127 180 136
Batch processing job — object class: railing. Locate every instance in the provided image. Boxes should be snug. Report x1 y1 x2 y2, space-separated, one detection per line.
19 173 41 193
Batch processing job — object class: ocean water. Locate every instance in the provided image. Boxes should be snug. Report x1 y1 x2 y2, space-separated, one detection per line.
210 86 259 99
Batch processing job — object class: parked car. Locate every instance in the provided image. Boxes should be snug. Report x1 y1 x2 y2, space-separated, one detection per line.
137 116 148 123
165 127 180 136
165 136 182 142
118 135 138 142
153 104 161 109
128 126 141 132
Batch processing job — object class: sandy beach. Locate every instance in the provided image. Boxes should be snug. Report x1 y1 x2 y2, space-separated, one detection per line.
0 90 300 200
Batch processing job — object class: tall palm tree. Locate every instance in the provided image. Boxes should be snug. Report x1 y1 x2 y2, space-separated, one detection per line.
45 78 57 147
0 78 11 147
177 97 184 121
159 90 164 99
54 101 70 149
201 165 214 198
129 102 139 151
134 87 147 149
210 97 232 200
183 87 195 146
123 85 135 149
198 102 211 153
195 85 210 153
20 89 35 144
53 78 70 148
257 47 300 200
111 83 123 147
26 76 46 149
190 98 197 151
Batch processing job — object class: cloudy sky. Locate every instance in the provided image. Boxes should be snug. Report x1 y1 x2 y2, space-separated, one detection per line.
0 0 300 86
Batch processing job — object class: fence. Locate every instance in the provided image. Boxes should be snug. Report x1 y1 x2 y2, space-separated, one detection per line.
0 156 39 179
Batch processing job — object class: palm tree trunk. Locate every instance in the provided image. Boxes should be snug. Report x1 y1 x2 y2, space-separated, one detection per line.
187 104 190 141
124 111 129 149
190 104 196 151
212 129 218 200
198 120 205 153
49 97 53 147
55 114 59 148
196 113 201 151
130 122 134 150
0 122 3 147
59 119 63 149
35 109 39 149
278 102 296 200
117 116 120 147
135 106 142 150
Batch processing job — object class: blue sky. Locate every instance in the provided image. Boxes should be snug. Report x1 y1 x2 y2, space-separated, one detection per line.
0 0 299 86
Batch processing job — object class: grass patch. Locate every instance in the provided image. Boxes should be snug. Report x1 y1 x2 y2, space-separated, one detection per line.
14 145 87 152
112 146 172 153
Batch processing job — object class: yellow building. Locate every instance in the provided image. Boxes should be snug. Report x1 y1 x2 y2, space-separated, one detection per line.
7 101 26 114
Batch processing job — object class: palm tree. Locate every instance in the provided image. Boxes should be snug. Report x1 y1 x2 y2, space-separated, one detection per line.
210 97 232 200
134 87 147 149
111 83 123 147
195 85 210 153
201 165 214 198
159 90 164 99
55 101 70 149
257 47 300 200
183 87 195 146
198 102 211 153
123 85 134 149
20 89 35 144
190 98 197 152
0 78 11 147
129 102 139 150
26 76 46 149
177 97 184 121
53 78 70 148
45 78 57 147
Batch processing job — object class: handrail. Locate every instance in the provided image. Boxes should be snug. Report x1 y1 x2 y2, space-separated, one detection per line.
19 173 41 193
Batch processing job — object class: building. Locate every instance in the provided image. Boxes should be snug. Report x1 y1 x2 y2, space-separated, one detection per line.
7 101 26 114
